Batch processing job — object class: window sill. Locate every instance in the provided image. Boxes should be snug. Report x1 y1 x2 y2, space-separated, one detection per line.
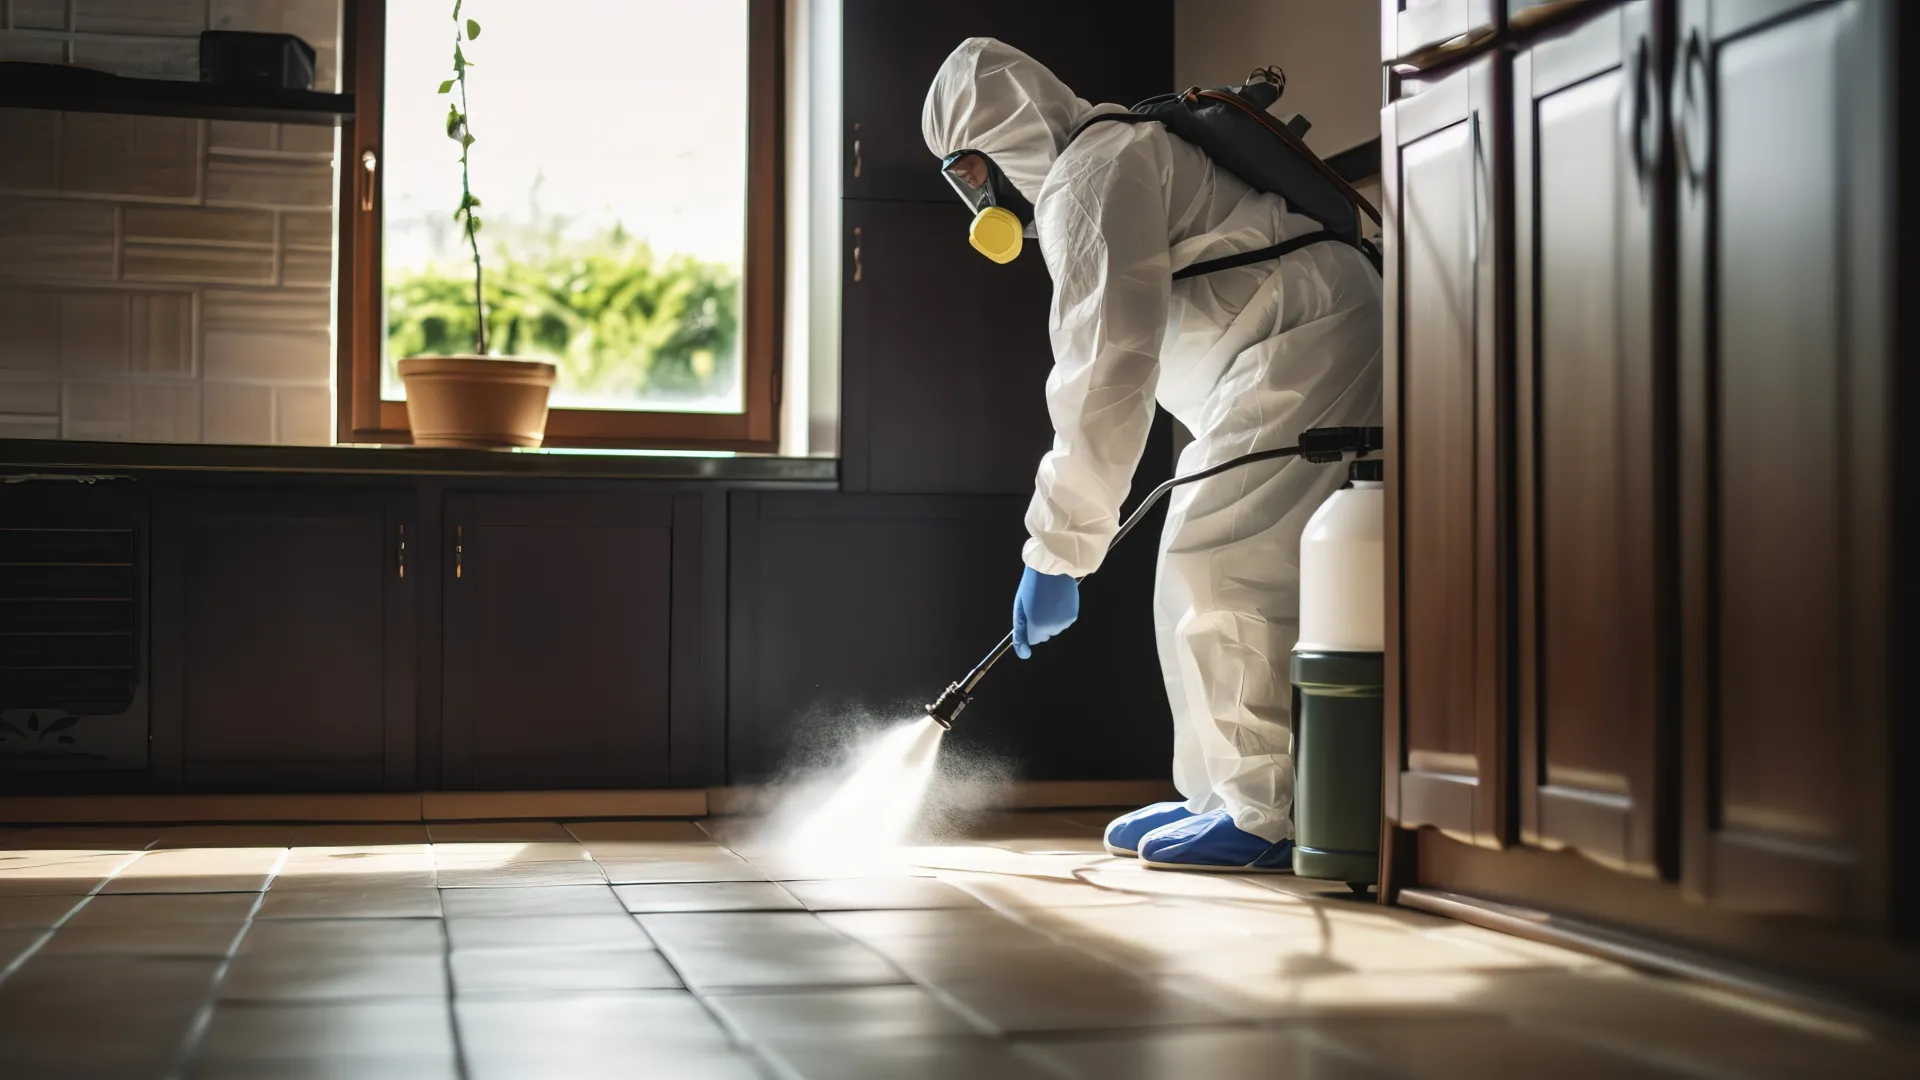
0 438 838 485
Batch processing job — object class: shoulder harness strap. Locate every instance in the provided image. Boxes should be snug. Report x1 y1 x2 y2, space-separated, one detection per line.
1172 231 1381 281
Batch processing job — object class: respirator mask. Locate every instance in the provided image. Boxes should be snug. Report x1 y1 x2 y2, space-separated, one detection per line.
939 149 1036 264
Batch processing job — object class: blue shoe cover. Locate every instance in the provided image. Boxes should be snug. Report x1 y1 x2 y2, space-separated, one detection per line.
1102 802 1197 857
1138 809 1294 873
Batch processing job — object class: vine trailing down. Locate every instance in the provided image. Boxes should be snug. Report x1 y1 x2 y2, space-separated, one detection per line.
440 1 487 354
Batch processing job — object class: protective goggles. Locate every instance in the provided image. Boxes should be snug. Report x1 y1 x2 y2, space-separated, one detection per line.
939 149 1035 264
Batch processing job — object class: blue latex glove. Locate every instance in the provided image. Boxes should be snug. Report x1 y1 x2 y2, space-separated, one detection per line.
1012 567 1079 659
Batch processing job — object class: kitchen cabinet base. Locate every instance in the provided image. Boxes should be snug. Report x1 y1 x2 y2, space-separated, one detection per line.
1405 828 1920 1022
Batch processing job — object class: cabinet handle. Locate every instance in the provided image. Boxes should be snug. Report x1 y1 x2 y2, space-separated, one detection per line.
359 149 377 212
1675 30 1711 190
852 122 862 179
397 524 407 580
1466 108 1483 269
1623 35 1655 197
454 524 463 580
1466 105 1486 365
852 226 863 282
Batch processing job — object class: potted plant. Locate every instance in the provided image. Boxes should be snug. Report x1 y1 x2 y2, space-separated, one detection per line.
396 2 556 449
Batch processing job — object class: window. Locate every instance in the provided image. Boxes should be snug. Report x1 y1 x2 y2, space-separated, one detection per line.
339 0 782 449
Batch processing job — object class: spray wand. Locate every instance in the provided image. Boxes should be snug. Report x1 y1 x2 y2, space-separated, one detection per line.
923 425 1383 729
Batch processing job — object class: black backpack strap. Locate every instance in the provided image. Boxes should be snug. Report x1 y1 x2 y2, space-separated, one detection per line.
1358 237 1382 273
1173 230 1374 281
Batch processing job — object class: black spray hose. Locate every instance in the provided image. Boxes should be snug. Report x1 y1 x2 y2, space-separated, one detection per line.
923 425 1382 729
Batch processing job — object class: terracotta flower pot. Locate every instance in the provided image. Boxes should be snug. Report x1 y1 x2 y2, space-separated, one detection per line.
397 355 557 449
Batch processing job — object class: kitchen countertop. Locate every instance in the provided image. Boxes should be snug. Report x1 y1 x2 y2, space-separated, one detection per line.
0 438 839 485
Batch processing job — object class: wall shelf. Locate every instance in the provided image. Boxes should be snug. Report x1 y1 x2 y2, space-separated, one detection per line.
0 63 352 126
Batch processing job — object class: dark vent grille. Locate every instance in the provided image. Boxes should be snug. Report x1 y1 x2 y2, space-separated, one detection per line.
0 527 138 713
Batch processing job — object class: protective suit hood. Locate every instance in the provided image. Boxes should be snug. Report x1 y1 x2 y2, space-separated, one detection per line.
921 37 1116 204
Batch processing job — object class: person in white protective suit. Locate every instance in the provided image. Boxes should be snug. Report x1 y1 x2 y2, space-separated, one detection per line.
923 38 1381 871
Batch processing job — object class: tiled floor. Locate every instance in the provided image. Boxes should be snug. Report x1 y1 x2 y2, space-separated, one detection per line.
0 811 1913 1078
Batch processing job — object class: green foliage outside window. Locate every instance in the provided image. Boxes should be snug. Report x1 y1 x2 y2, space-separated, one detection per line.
386 232 741 403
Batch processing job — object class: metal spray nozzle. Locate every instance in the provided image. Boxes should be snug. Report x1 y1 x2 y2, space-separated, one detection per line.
923 682 969 730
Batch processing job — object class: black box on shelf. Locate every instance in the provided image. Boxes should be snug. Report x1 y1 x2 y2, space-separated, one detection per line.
199 31 317 91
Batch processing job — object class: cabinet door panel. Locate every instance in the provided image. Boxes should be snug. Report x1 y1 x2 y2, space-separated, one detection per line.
1515 3 1666 876
156 489 413 790
843 0 1172 202
1398 118 1478 776
443 495 673 790
727 490 1169 785
1384 56 1509 847
1677 0 1889 915
842 200 1056 494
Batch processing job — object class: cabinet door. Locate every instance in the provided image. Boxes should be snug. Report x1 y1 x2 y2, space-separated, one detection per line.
840 200 1057 494
442 494 673 790
1383 56 1510 847
1675 0 1890 916
152 488 414 790
843 0 1173 202
1513 3 1668 876
727 491 1169 785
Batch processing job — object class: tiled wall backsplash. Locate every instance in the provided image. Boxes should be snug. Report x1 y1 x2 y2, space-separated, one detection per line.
0 0 342 445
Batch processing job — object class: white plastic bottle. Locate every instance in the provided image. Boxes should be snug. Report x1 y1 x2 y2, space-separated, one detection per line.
1296 461 1385 653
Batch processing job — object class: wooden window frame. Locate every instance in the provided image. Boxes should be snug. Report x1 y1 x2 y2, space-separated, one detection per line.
337 0 783 451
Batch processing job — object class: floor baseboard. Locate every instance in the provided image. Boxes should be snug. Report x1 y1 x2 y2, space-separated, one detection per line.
1398 887 1917 1037
0 793 421 824
421 790 709 821
706 778 1178 817
0 778 1178 825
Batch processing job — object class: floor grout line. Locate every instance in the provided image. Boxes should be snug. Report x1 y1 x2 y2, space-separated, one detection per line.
619 895 788 1079
160 845 287 1080
442 889 474 1080
1501 1014 1748 1080
0 833 159 989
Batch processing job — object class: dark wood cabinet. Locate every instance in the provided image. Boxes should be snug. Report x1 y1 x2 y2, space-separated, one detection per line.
1674 0 1890 918
1513 1 1668 877
837 1 1172 496
786 3 1182 784
440 494 676 790
1382 54 1509 848
38 477 725 796
842 0 1174 203
151 488 414 790
727 488 1169 785
764 0 1186 782
840 200 1056 494
1383 0 1913 1008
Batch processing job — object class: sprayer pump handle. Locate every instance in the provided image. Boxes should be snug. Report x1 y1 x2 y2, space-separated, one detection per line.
1298 426 1384 464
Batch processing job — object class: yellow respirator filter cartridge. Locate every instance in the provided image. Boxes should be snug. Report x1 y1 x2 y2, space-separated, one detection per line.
968 206 1023 264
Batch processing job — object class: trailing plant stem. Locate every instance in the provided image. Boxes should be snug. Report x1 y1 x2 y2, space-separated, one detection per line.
454 13 486 354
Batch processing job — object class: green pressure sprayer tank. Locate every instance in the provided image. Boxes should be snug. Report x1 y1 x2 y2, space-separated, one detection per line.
1290 456 1384 889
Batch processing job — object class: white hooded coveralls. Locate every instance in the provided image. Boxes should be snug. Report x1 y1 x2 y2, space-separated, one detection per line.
923 39 1381 842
